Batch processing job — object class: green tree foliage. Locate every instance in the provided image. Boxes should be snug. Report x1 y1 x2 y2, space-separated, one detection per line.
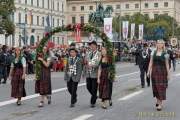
0 0 15 35
112 13 179 41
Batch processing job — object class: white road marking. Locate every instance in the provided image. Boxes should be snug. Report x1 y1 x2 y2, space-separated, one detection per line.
174 73 180 77
118 90 143 101
0 72 138 107
72 114 94 120
0 83 85 107
116 72 139 78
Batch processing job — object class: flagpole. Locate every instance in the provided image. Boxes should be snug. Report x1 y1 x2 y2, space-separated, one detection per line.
51 0 53 42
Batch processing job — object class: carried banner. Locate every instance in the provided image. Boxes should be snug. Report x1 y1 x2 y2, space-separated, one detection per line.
139 24 144 40
27 10 32 25
104 18 113 40
171 37 178 46
75 24 81 42
122 21 129 40
130 23 135 40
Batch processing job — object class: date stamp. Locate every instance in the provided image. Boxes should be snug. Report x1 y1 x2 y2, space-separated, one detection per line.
137 112 175 118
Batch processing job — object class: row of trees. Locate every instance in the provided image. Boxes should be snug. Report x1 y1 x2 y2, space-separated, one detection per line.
112 13 180 41
0 0 15 36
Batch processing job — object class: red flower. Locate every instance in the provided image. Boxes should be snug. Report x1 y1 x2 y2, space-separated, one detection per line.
80 23 84 28
45 32 50 37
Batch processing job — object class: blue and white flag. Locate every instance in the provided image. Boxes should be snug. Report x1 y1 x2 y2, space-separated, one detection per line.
46 15 51 27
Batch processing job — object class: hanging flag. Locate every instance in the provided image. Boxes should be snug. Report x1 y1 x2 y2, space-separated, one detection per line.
47 41 55 48
27 10 32 25
75 24 81 42
46 15 51 27
122 21 129 40
139 24 144 40
104 18 113 40
130 23 135 40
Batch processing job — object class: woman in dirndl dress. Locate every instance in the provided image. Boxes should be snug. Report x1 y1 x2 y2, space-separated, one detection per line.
147 40 170 111
98 47 113 109
9 47 26 106
35 47 52 107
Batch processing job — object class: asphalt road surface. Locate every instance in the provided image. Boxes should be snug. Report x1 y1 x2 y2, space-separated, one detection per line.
0 63 179 120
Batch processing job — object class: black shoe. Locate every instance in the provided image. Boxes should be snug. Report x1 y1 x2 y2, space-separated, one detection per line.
141 85 145 88
109 100 112 106
156 105 162 111
47 96 51 105
2 81 6 84
70 104 75 108
156 103 159 107
16 100 21 106
38 101 44 107
90 104 95 108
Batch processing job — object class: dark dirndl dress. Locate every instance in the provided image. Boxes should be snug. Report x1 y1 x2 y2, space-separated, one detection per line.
99 62 110 100
35 62 52 95
11 60 26 98
151 51 168 100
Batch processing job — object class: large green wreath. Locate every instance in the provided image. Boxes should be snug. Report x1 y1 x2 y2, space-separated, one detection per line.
35 24 116 81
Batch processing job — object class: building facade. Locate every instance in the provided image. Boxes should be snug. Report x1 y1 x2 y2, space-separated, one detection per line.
1 0 180 46
67 0 180 25
3 0 67 47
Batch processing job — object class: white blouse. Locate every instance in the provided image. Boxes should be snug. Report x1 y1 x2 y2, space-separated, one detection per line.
11 57 26 68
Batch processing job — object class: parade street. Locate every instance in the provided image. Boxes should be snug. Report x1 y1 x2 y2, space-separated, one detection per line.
0 63 179 120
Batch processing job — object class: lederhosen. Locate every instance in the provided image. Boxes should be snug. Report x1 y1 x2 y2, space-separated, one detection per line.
67 57 79 104
86 51 99 105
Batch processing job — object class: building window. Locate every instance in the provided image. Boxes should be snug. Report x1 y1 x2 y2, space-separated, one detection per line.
62 20 64 26
57 2 59 11
72 16 76 24
81 6 84 11
154 3 158 8
164 2 168 7
62 3 64 12
164 13 168 16
145 3 148 8
42 0 44 8
116 5 120 9
62 37 64 45
31 15 33 25
37 16 39 26
135 4 139 9
53 18 55 27
80 16 84 24
57 37 60 44
25 14 27 24
37 36 40 42
72 6 76 11
126 4 129 9
52 1 55 10
48 0 50 9
53 37 55 43
89 6 93 10
25 0 27 4
18 13 21 23
37 0 39 7
144 14 149 18
42 17 44 26
31 0 33 6
125 14 130 18
154 14 158 18
57 19 59 26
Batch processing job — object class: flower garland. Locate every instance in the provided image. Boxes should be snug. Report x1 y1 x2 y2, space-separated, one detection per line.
35 24 116 81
